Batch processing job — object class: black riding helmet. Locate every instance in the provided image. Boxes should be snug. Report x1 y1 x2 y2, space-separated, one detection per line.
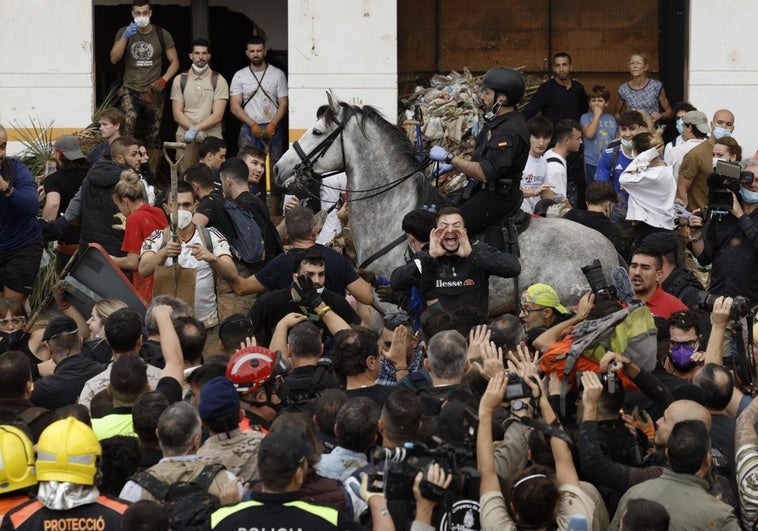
481 67 525 107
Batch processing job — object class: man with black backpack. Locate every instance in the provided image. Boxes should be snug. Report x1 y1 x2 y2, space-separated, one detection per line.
109 0 179 171
170 38 229 172
220 157 283 266
271 317 340 414
119 401 240 528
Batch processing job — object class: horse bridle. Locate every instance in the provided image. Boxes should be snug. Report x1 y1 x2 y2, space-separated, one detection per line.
291 116 346 183
291 113 435 202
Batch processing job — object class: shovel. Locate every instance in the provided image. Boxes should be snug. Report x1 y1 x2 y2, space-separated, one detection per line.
152 142 198 309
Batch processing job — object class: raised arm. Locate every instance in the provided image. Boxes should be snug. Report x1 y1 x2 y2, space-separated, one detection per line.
269 313 308 356
478 372 507 494
152 304 183 386
533 292 594 352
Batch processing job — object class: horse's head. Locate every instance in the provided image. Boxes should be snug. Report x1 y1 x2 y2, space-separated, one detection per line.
274 93 347 188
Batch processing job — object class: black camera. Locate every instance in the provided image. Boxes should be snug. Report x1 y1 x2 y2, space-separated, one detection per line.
366 442 479 500
504 373 533 400
706 161 755 219
581 259 615 298
698 293 751 321
576 370 620 395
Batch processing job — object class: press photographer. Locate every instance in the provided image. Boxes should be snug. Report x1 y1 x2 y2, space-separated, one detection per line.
690 158 758 303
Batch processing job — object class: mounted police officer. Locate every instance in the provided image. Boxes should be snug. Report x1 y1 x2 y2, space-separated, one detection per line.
430 67 530 236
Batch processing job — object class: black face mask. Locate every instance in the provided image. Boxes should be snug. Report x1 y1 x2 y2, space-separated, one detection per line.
0 330 25 346
139 162 151 175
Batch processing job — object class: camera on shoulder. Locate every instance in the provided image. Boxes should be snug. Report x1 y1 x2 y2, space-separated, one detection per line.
706 160 754 220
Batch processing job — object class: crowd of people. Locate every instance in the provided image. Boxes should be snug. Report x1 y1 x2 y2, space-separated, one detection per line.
1 0 758 530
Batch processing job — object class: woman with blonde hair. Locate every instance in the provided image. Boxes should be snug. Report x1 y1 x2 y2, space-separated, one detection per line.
110 170 167 303
616 52 674 123
80 298 128 363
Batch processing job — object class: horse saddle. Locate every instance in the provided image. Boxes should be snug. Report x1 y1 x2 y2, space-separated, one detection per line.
481 206 531 257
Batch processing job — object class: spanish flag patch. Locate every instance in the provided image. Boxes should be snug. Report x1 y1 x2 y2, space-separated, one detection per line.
498 141 508 147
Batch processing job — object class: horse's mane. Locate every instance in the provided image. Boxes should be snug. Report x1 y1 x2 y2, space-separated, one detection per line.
323 102 417 161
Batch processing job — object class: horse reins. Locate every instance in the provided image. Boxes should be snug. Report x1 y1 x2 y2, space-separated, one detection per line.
290 109 439 269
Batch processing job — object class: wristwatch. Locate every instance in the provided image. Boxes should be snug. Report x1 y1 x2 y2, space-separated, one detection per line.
444 152 455 164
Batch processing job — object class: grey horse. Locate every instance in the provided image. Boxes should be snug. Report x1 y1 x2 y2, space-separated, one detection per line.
274 96 620 314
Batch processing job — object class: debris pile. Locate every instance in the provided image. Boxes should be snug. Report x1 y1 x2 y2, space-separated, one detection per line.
399 68 544 193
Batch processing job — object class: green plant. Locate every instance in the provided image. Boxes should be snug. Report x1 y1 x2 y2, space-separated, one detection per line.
28 248 56 316
10 117 55 178
91 77 122 125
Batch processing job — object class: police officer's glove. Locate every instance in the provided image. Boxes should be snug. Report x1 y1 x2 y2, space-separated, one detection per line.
377 285 408 308
430 163 454 178
293 275 323 310
123 21 139 39
429 146 450 162
183 127 198 143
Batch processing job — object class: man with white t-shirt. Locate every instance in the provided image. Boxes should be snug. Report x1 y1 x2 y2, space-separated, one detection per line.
139 181 238 331
543 119 582 205
229 36 288 164
520 116 554 214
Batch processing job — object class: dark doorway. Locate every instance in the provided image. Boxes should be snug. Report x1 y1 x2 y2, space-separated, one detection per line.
93 4 288 185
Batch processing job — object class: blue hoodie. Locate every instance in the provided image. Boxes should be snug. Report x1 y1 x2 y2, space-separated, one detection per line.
0 158 42 254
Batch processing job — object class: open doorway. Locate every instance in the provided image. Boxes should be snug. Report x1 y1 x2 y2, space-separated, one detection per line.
93 2 288 185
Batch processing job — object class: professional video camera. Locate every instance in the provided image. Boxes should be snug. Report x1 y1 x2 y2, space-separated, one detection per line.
581 259 616 299
698 292 751 321
706 160 755 220
367 406 480 502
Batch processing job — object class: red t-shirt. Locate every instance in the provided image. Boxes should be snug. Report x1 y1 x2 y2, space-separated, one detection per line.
645 284 688 319
122 204 168 303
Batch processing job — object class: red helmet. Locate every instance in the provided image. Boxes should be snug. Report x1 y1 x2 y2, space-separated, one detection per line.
226 346 291 394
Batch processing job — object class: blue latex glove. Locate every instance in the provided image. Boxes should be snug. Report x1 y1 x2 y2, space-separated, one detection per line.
430 163 454 178
123 21 139 39
429 145 449 162
184 127 198 143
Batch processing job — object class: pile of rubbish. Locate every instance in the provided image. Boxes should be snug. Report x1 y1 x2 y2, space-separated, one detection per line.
398 68 543 193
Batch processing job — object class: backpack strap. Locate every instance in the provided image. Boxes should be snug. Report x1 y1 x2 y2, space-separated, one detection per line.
153 24 166 57
18 407 49 426
196 226 214 254
130 471 171 501
546 157 566 167
193 464 225 492
181 71 218 95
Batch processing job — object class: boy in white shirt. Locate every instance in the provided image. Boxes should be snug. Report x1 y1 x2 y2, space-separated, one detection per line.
521 116 554 214
544 119 583 206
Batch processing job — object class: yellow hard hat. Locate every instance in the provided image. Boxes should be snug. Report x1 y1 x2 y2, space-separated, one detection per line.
36 418 101 485
0 425 36 493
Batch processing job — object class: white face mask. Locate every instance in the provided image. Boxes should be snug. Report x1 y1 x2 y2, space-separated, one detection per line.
192 63 210 73
134 16 151 28
713 157 726 169
621 138 633 149
316 287 325 294
175 209 192 230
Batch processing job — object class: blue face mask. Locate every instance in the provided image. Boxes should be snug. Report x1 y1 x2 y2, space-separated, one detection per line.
676 118 684 135
713 126 732 140
740 187 758 204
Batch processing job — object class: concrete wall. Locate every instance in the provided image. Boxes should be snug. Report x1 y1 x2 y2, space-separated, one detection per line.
286 0 398 140
1 0 94 153
688 0 758 153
